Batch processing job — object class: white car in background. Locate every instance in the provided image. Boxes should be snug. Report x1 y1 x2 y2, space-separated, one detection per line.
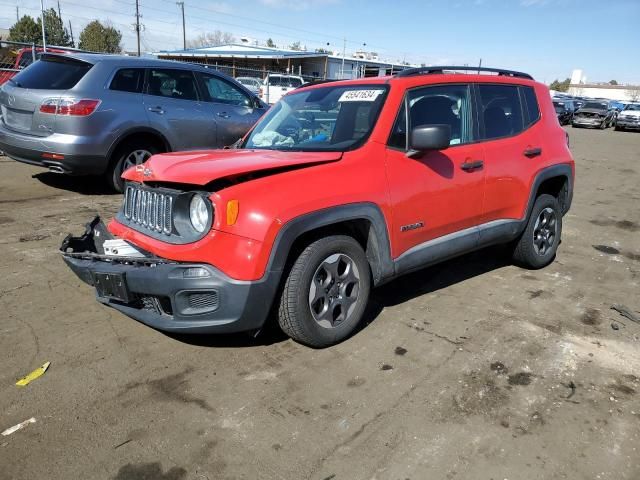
235 77 262 95
260 74 305 104
615 103 640 131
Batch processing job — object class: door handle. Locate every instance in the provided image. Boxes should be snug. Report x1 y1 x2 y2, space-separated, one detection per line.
460 160 484 171
523 147 542 158
147 106 164 114
217 112 231 119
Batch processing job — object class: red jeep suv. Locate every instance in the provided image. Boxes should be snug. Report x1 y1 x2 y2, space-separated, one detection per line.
62 66 574 347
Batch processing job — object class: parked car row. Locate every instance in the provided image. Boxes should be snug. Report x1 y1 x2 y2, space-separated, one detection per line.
235 73 307 104
552 93 640 132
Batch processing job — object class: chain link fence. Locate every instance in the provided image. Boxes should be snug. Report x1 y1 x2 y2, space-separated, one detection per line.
0 40 38 83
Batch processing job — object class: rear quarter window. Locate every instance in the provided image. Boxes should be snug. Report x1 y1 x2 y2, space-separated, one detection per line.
110 68 144 93
520 86 540 127
11 56 92 90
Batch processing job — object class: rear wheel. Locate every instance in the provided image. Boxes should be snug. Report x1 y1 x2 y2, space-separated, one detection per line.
106 140 161 193
512 194 562 269
278 235 371 347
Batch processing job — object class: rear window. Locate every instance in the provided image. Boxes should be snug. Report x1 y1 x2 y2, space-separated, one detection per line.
11 56 92 90
268 76 303 88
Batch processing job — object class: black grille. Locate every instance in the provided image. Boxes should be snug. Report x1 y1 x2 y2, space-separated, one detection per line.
123 185 173 235
187 292 219 310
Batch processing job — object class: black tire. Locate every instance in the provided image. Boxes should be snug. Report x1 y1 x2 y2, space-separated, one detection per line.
106 140 161 193
278 235 371 347
614 125 622 132
512 194 562 269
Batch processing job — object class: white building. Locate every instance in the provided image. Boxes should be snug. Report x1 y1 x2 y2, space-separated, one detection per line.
567 68 639 101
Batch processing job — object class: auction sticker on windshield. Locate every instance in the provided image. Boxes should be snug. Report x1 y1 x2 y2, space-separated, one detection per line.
339 89 384 102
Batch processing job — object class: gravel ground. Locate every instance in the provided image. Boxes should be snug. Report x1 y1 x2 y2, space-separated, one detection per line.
0 127 639 480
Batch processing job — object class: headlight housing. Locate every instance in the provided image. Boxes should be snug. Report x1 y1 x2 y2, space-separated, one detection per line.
189 194 210 233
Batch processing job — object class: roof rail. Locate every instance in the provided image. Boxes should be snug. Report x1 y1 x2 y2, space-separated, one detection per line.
395 66 533 80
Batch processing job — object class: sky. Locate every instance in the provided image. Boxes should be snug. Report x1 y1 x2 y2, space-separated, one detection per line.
1 0 639 84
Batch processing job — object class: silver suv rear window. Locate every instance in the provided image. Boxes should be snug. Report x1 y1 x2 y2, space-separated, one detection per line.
10 56 92 90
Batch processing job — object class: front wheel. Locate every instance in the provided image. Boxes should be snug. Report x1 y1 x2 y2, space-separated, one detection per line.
512 194 563 269
278 235 371 347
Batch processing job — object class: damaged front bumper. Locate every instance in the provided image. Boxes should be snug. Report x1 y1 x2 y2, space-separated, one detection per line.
60 217 275 334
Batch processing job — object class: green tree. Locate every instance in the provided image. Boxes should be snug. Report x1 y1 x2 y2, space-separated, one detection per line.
549 78 571 92
266 38 276 48
40 8 73 46
79 21 122 53
8 15 41 43
609 80 618 85
289 41 301 51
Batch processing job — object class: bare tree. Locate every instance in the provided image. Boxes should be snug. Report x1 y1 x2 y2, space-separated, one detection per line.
186 30 235 48
627 87 640 103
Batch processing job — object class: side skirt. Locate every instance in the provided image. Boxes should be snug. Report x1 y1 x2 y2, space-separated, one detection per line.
393 219 524 277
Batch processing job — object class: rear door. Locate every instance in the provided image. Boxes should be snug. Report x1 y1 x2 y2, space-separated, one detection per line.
0 55 93 137
196 72 264 147
478 83 543 223
142 68 216 151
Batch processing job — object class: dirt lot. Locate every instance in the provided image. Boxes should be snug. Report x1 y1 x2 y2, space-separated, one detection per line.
1 127 639 480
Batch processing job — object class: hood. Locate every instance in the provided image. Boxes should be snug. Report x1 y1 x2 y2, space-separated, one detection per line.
122 149 343 186
619 110 640 118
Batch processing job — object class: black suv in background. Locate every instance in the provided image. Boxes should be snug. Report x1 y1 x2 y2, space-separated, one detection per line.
553 99 576 125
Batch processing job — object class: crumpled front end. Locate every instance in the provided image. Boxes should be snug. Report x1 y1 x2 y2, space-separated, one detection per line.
60 216 277 334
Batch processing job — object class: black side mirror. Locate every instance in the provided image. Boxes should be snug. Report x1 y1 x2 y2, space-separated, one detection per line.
407 124 451 158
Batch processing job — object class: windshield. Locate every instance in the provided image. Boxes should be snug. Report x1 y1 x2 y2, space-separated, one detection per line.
624 104 640 111
553 102 565 113
583 102 607 110
243 85 388 151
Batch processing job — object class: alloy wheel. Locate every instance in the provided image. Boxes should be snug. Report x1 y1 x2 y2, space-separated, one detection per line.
308 253 360 328
532 207 557 256
123 149 152 171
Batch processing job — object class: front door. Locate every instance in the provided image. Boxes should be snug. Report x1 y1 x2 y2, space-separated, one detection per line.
143 68 216 151
385 83 485 258
197 72 264 147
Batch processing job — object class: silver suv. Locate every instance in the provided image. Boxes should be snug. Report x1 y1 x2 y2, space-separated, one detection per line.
0 54 267 191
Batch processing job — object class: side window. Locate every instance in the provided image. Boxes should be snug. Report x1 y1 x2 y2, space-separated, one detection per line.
393 84 473 148
520 86 540 127
479 84 524 140
146 69 199 101
199 74 250 107
110 68 144 93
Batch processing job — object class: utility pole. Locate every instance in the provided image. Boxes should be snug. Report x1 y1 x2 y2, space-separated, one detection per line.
176 2 186 50
341 36 346 79
57 0 61 20
16 5 19 22
135 0 141 56
68 20 74 47
40 0 47 52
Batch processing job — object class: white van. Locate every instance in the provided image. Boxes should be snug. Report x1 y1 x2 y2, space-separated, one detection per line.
260 74 305 104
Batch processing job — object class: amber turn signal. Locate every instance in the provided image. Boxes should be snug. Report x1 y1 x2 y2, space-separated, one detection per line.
226 200 239 225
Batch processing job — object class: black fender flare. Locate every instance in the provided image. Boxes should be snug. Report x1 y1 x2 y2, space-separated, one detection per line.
265 202 394 286
524 163 574 221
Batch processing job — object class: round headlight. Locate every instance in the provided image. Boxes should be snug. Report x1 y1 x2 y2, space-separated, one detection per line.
189 194 210 233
